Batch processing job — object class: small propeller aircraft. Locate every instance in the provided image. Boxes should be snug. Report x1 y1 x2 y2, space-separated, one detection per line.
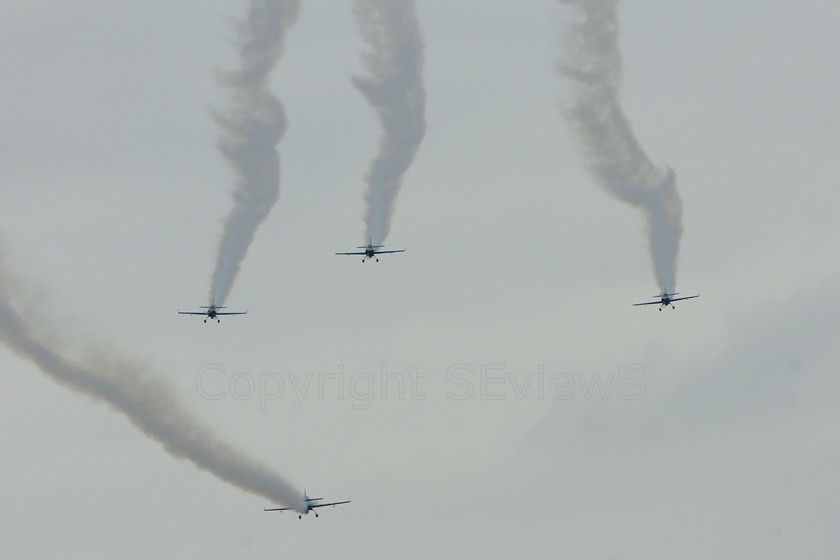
633 290 699 310
264 490 350 519
335 238 405 262
177 299 246 323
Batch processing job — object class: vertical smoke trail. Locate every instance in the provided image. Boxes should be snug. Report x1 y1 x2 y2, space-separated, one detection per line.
210 0 300 304
353 0 426 244
558 0 683 292
0 269 305 512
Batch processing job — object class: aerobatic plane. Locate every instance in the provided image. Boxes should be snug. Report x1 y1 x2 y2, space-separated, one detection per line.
264 490 350 519
335 238 405 262
177 299 246 323
633 290 699 311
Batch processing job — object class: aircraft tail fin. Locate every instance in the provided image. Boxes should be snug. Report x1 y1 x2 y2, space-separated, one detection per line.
358 237 384 249
655 290 679 298
303 488 323 502
202 298 227 309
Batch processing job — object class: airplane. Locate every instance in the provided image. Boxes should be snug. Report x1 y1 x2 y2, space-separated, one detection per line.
264 490 350 519
177 299 246 323
335 238 405 262
633 290 699 311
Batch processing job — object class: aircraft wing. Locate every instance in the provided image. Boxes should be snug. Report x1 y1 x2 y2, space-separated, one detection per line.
669 294 699 303
373 249 405 254
309 500 351 509
214 311 247 315
178 311 208 315
335 251 367 256
264 507 294 512
632 300 660 306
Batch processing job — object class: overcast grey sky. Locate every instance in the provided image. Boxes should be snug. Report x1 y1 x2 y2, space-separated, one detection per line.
1 0 839 558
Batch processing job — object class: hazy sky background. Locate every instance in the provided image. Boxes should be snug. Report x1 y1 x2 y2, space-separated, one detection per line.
1 0 839 558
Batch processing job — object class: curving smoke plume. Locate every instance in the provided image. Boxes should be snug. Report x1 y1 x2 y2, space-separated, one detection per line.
210 0 300 304
0 265 305 512
558 0 683 292
353 0 426 245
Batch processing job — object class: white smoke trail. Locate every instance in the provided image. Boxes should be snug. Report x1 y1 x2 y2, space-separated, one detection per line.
353 0 426 245
210 0 300 304
558 0 683 292
0 268 305 513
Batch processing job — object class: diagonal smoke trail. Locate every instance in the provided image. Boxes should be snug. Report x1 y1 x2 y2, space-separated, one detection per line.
210 0 300 304
353 0 426 245
558 0 683 292
0 268 305 512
